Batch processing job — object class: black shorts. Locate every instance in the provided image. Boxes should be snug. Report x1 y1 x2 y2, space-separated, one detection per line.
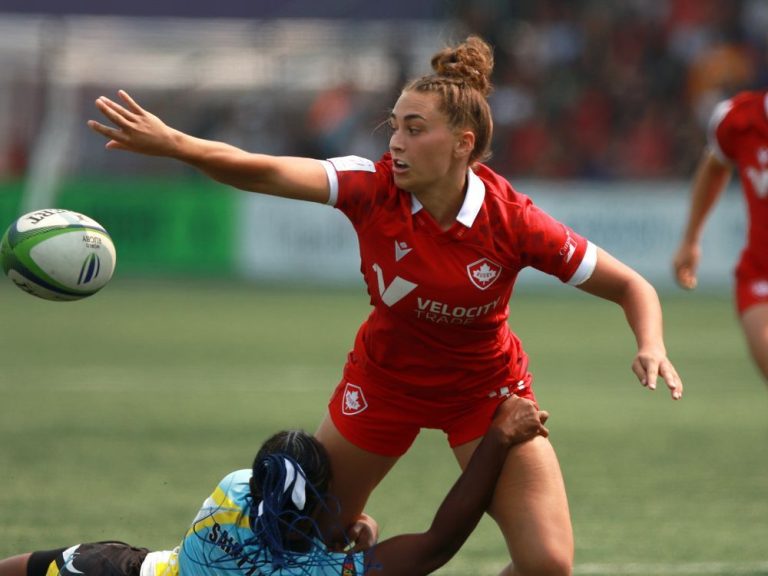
35 542 149 576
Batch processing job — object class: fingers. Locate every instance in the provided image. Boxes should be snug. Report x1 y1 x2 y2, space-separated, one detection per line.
633 356 683 400
86 120 128 147
344 525 363 552
645 361 659 391
341 516 378 553
86 119 117 138
632 357 657 390
96 96 136 126
118 89 144 113
675 267 697 290
535 410 550 437
673 246 699 290
660 360 683 400
492 396 551 444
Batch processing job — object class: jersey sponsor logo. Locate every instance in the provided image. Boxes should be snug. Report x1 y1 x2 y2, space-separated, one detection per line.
328 155 376 173
415 296 501 324
204 521 261 576
394 240 412 262
342 383 368 415
467 258 501 290
372 263 418 306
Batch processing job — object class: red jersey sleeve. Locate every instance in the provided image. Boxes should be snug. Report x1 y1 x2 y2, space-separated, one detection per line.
322 154 395 229
513 195 597 285
708 91 764 164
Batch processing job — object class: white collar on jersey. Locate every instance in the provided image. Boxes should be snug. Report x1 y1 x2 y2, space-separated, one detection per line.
410 167 486 227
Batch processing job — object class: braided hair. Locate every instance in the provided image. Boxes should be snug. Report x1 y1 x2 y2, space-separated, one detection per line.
246 430 337 572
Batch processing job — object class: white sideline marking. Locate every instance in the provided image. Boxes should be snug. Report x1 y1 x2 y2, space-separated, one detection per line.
574 561 768 575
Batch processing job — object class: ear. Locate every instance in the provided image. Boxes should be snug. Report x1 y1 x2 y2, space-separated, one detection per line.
454 130 475 160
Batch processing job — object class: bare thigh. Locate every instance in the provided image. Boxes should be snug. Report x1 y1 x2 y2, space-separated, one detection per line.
453 435 573 575
741 303 768 382
315 413 400 536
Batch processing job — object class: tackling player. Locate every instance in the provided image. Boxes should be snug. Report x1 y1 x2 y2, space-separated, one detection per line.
674 90 768 382
87 35 683 576
0 395 548 576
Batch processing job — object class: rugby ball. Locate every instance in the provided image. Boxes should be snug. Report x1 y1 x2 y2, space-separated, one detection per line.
0 208 116 301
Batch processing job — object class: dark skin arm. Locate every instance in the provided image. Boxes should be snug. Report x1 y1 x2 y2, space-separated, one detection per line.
363 395 549 576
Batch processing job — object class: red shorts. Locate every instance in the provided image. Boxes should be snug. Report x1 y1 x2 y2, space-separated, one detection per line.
735 256 768 314
328 360 536 457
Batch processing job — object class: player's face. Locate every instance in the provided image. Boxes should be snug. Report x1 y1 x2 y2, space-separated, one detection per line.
388 91 462 194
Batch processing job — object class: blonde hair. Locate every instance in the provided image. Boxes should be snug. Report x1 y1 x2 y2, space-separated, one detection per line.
404 35 494 164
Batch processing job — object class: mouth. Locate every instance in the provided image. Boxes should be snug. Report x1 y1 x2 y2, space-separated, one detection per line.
392 158 410 173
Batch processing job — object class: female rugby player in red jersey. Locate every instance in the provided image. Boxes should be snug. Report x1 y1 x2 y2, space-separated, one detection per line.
89 36 683 576
674 90 768 383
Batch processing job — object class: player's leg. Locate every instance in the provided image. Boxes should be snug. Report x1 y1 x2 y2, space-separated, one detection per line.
0 547 74 576
315 413 400 539
740 302 768 382
0 553 32 576
316 369 420 540
453 435 573 576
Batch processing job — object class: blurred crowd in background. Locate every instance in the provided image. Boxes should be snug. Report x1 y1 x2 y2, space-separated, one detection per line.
458 0 768 179
2 0 768 182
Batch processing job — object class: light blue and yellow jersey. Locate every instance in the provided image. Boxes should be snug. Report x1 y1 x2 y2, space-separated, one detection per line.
140 470 365 576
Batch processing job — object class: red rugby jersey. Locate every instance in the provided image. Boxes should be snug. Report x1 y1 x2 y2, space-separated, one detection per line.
709 91 768 269
321 154 596 395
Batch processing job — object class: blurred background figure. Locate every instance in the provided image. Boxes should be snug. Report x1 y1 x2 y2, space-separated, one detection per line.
673 87 768 383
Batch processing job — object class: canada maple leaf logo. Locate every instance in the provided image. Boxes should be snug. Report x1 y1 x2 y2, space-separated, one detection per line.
466 258 501 290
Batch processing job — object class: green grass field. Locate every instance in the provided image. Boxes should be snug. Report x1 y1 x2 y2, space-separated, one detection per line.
1 279 766 575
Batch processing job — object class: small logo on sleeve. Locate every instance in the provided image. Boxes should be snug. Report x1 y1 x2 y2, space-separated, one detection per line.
342 383 368 415
559 232 577 263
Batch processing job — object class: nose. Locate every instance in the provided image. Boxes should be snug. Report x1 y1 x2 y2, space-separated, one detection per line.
389 131 404 152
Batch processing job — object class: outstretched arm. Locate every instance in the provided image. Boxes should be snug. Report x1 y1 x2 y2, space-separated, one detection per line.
578 248 683 400
673 149 732 290
365 395 549 576
87 90 330 203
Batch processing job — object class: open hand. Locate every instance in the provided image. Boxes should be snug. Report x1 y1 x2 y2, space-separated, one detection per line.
87 90 179 157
